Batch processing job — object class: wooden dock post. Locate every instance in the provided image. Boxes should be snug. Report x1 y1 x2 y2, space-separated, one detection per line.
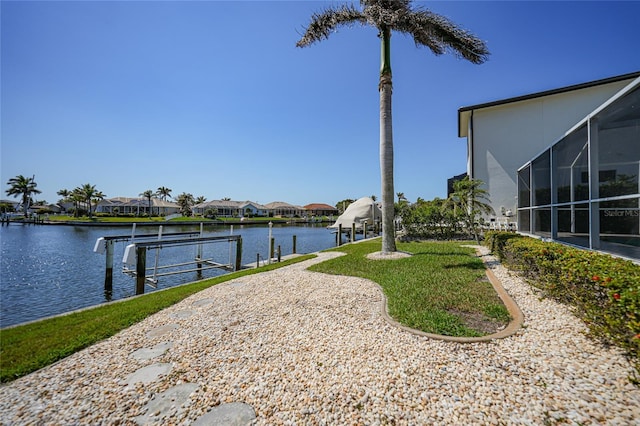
277 245 281 262
292 235 297 254
269 237 275 263
337 224 342 246
363 222 368 239
235 237 242 271
136 246 146 295
104 239 114 294
197 223 204 273
256 253 260 268
352 223 356 242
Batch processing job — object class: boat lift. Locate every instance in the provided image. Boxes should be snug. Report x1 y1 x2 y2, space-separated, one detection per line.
94 225 242 295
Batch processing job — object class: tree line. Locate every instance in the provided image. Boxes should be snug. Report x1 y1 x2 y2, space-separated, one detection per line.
3 175 209 218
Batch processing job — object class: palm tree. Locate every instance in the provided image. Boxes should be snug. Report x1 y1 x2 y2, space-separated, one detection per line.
195 196 207 205
297 0 489 253
140 190 155 217
92 191 106 215
176 192 195 217
77 183 100 218
156 186 172 201
70 188 84 217
5 175 41 217
57 189 71 201
444 176 494 244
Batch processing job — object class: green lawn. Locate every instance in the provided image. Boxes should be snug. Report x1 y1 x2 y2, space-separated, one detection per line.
309 240 510 337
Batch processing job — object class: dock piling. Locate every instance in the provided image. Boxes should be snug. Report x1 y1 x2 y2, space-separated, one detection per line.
136 246 147 295
235 237 242 271
104 240 114 294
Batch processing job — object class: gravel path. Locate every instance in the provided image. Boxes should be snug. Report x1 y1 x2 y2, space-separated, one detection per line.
1 248 639 425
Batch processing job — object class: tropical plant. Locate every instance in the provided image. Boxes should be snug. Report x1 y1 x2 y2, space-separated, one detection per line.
195 196 207 205
156 186 172 202
175 192 195 217
335 198 355 214
69 188 85 217
5 175 41 217
56 189 70 201
76 184 101 218
91 191 106 213
398 196 459 239
444 176 494 243
297 0 489 253
57 189 73 215
140 190 155 217
394 192 410 222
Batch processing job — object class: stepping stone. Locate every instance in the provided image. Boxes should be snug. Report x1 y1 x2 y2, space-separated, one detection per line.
135 383 199 425
130 342 173 361
192 298 214 307
146 323 179 338
192 402 256 426
170 310 195 319
121 363 172 386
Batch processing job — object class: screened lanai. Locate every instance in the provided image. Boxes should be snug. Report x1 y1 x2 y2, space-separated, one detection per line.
517 77 640 260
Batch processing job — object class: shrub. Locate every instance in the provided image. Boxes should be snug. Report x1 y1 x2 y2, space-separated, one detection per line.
485 232 639 379
484 231 523 258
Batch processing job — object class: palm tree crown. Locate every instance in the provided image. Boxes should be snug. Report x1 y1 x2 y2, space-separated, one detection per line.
445 176 494 243
140 190 155 217
297 0 489 253
5 175 41 217
297 0 489 64
156 186 172 201
78 183 101 218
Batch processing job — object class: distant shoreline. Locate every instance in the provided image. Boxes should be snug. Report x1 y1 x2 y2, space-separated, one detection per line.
2 218 333 227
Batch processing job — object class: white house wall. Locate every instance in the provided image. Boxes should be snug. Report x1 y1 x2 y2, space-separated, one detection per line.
470 80 633 216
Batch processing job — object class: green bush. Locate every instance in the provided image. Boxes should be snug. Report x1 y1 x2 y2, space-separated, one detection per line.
485 232 639 379
484 231 523 258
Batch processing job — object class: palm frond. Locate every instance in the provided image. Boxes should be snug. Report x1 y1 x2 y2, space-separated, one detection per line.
296 4 367 48
395 9 489 64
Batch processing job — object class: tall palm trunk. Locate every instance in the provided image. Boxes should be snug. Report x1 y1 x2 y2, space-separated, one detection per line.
379 27 396 253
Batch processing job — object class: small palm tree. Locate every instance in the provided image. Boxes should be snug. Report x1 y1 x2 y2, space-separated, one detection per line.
297 0 489 253
70 188 84 217
57 188 70 201
77 183 100 218
176 192 195 217
195 196 207 205
5 175 41 217
156 186 172 202
444 176 494 244
92 191 106 214
140 190 155 217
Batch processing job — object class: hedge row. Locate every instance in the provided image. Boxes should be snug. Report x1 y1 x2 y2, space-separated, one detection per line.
485 231 639 379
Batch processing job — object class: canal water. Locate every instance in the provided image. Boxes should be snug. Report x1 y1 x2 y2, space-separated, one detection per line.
0 222 340 327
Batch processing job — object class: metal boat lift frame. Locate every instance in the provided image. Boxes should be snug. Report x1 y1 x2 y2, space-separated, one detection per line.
124 235 243 295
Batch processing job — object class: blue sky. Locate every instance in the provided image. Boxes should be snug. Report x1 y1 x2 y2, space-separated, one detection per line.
2 1 639 207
